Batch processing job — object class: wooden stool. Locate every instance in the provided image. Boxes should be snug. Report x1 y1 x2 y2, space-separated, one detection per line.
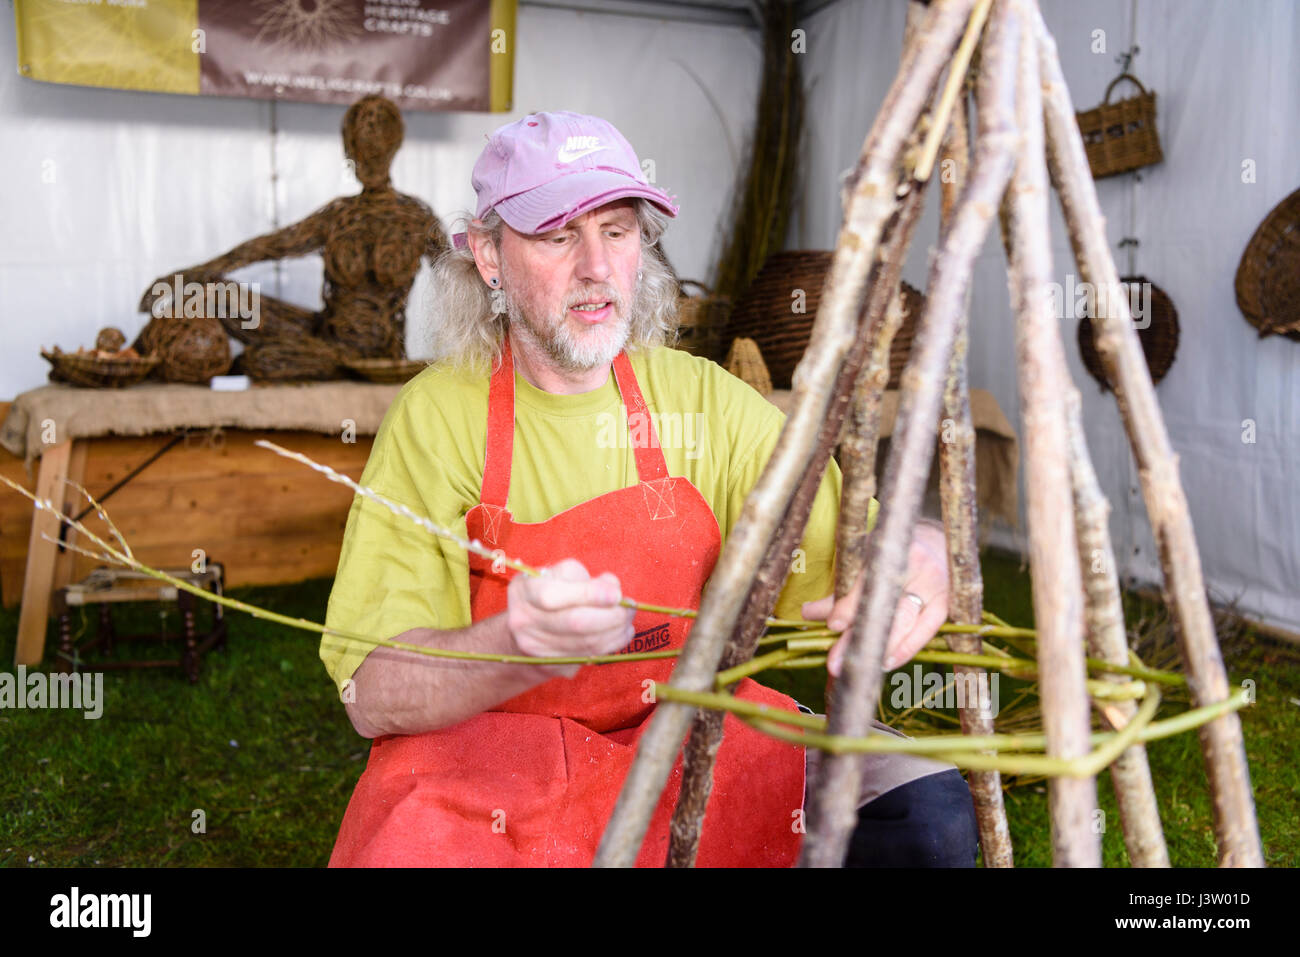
52 564 227 684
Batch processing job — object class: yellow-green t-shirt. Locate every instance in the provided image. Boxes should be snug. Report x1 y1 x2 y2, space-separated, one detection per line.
320 345 868 692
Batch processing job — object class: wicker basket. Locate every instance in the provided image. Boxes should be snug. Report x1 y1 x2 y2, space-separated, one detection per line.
1077 275 1179 392
674 280 728 360
724 251 922 389
344 357 430 384
42 349 160 388
1075 73 1163 179
1234 186 1300 341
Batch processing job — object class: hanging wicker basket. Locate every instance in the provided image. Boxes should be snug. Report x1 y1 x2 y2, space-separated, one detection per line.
1075 73 1163 179
1234 186 1300 341
1077 275 1179 392
724 251 923 390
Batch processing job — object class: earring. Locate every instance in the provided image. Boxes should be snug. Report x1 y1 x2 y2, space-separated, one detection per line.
489 277 500 287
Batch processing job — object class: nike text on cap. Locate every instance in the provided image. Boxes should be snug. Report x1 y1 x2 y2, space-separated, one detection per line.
471 111 679 235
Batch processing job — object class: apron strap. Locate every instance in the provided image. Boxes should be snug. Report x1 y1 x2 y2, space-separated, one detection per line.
480 339 517 508
479 338 672 508
611 352 669 482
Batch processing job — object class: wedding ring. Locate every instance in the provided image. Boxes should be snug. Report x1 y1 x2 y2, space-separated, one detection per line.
903 591 925 609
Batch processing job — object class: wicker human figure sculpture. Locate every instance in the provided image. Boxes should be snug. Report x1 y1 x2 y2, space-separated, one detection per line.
137 95 449 377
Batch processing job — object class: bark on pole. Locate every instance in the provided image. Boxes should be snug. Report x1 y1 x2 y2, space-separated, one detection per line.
1000 5 1098 867
936 74 1015 869
1065 390 1171 867
667 184 929 868
798 0 1019 869
1033 7 1264 867
594 0 980 868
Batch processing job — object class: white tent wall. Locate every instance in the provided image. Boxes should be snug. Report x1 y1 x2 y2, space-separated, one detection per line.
2 0 1296 631
0 1 761 394
797 0 1300 631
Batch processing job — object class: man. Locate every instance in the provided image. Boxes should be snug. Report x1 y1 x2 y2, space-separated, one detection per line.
321 111 977 867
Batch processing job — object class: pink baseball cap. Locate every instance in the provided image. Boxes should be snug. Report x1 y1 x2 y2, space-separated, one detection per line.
470 111 678 235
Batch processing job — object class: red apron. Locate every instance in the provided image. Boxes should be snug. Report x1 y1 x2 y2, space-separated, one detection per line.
329 341 806 867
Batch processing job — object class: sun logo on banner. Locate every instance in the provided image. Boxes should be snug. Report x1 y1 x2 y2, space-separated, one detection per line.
251 0 360 53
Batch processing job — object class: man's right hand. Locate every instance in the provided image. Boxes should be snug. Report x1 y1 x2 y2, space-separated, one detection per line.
506 558 635 677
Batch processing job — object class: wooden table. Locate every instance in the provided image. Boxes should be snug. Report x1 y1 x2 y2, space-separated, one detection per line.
1 382 402 667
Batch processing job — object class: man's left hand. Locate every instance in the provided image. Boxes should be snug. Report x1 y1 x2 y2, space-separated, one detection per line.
801 519 950 678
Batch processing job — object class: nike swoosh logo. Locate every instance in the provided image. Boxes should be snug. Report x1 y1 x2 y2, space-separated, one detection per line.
557 145 608 163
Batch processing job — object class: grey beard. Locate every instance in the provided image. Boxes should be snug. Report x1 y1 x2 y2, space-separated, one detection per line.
505 283 637 374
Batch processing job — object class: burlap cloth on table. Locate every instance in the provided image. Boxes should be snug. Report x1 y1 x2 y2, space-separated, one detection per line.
767 388 1020 526
1 381 403 469
3 382 1020 524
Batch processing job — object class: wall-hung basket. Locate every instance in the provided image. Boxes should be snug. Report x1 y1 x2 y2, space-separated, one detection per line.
1077 275 1179 392
723 250 923 389
1234 186 1300 341
1075 73 1163 179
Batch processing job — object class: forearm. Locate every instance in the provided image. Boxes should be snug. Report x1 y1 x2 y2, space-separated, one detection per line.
345 612 566 738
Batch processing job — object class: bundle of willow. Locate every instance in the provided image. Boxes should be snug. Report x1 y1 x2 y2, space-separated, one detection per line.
704 0 805 362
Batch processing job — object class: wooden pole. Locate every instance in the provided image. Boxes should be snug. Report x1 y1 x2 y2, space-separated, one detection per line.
667 182 930 868
594 0 980 868
799 0 1018 868
1065 390 1171 867
1033 4 1264 867
936 73 1015 868
1000 2 1098 866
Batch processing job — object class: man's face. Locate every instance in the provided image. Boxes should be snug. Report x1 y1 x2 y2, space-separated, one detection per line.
497 200 641 373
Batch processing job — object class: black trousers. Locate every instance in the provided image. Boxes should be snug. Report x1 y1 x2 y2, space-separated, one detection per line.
842 768 980 867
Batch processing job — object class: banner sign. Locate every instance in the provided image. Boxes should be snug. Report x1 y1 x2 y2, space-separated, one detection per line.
14 0 515 112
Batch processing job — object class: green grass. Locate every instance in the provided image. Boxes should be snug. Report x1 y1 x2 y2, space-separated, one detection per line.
1 579 364 867
1 552 1296 867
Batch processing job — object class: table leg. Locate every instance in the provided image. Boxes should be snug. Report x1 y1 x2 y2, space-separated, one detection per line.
15 439 74 666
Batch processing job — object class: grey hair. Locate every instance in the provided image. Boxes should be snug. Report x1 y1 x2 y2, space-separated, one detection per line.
422 198 679 372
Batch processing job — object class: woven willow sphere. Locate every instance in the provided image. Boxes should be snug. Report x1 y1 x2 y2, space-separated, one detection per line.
139 316 232 383
95 327 127 352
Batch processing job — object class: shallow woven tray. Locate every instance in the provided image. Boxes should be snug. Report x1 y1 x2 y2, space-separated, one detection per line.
1077 275 1179 391
724 251 922 389
41 349 160 389
344 357 431 384
1234 186 1300 341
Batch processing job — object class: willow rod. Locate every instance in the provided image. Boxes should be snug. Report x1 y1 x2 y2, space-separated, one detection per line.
936 49 1013 866
1065 390 1170 866
1032 5 1263 867
667 151 931 867
1001 0 1098 867
799 0 1020 869
594 0 982 869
